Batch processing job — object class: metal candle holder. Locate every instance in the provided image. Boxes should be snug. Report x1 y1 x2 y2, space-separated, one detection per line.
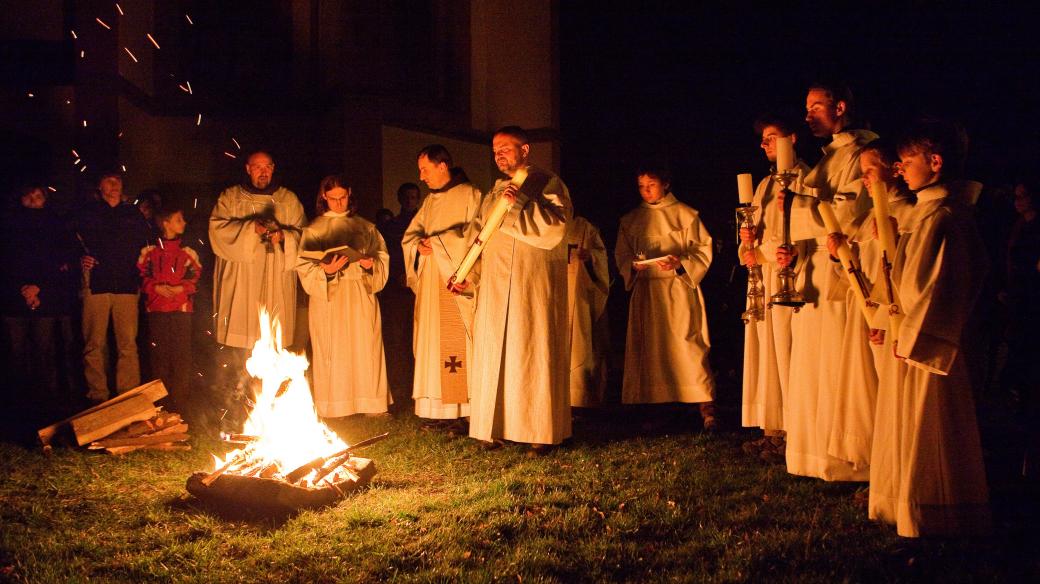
768 170 806 311
735 204 765 323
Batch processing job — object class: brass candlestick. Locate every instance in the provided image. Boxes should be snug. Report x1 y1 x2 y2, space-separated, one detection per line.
735 204 765 323
768 170 806 311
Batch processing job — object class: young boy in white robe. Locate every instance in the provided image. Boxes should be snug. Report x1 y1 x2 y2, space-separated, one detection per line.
868 120 991 537
615 166 716 431
296 175 391 418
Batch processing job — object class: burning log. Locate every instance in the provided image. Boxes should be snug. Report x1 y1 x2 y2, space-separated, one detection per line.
283 432 390 484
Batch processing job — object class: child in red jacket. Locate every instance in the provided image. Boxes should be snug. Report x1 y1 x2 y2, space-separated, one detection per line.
138 207 201 411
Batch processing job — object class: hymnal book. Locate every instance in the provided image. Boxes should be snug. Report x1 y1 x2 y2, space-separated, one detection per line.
298 244 365 264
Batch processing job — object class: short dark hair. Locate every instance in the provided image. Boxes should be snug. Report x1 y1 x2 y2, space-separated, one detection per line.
859 137 900 167
97 171 123 185
636 164 672 187
396 182 420 205
155 205 183 224
896 118 970 179
316 174 355 215
493 126 529 145
753 114 796 137
808 80 856 124
417 144 453 168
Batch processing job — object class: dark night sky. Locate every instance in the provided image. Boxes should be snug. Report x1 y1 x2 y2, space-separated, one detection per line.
559 5 1040 245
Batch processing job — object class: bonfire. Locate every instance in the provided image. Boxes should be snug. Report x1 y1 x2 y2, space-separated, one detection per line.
186 310 383 512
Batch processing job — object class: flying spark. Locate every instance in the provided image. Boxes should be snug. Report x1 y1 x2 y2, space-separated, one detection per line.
186 81 193 94
82 120 88 127
196 113 202 126
96 17 111 30
70 30 77 39
123 47 138 63
178 84 190 93
121 164 127 172
72 149 79 157
115 3 124 16
224 151 237 159
146 33 160 49
47 186 57 192
194 198 198 209
232 137 241 150
27 92 34 98
80 50 85 59
80 165 88 173
185 14 194 25
73 158 80 165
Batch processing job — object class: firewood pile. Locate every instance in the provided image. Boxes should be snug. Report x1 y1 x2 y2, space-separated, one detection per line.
37 380 190 454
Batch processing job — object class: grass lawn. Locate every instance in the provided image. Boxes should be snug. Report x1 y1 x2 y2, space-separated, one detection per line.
1 403 1037 583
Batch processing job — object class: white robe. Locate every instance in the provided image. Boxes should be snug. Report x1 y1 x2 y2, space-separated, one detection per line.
565 217 610 408
868 181 991 537
615 194 714 404
828 193 915 468
468 167 573 445
296 212 391 417
784 129 876 481
741 162 809 431
210 185 304 348
402 177 482 419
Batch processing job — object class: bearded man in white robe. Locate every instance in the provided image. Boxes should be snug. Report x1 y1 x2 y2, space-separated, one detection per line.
209 151 304 428
452 126 572 455
777 83 877 481
868 122 990 537
404 145 482 428
740 117 810 461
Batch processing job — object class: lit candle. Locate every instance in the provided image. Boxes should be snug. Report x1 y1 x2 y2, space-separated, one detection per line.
737 173 754 204
775 136 794 172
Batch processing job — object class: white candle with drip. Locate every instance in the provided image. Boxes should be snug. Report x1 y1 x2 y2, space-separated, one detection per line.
737 173 754 204
775 136 795 172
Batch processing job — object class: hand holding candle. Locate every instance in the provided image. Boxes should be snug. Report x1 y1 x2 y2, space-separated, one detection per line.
818 200 876 322
448 167 529 290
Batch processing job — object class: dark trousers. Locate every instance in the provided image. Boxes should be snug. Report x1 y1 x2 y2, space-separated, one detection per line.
147 312 192 411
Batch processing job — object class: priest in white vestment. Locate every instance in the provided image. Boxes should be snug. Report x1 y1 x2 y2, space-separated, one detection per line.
565 216 610 408
869 126 990 537
779 84 876 480
826 139 915 469
455 127 572 453
615 168 716 430
296 176 390 418
404 145 482 423
740 118 810 455
210 151 305 349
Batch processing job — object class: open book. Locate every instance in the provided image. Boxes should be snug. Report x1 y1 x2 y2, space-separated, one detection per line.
298 244 365 264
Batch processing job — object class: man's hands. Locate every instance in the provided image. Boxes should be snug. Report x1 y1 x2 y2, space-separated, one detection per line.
776 246 797 268
81 255 98 271
448 279 469 296
825 232 847 258
501 183 520 204
656 255 682 271
358 257 375 270
418 238 434 256
868 328 885 346
255 221 284 245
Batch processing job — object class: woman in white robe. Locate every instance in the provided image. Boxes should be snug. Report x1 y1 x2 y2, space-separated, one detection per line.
295 176 391 418
566 216 610 408
615 171 715 426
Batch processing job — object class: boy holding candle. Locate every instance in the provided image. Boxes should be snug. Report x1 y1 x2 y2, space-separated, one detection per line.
867 119 991 537
739 116 810 462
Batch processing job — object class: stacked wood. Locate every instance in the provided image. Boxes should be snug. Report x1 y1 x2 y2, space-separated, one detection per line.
37 380 190 454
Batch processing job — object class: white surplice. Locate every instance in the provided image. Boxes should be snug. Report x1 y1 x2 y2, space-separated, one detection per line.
402 174 482 419
615 194 714 404
827 192 915 468
868 181 991 537
741 162 809 431
565 216 610 408
296 212 391 417
210 185 305 348
468 167 573 445
784 129 876 481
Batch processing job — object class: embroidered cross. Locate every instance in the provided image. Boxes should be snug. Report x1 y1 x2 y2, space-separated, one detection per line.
444 356 463 373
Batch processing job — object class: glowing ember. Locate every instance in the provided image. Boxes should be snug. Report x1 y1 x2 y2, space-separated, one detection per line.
147 33 160 49
208 310 352 487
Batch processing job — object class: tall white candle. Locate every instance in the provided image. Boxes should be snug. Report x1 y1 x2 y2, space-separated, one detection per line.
775 136 794 172
737 173 754 204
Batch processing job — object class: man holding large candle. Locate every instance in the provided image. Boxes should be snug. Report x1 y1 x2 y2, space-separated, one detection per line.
779 82 877 481
739 116 810 463
459 126 573 455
